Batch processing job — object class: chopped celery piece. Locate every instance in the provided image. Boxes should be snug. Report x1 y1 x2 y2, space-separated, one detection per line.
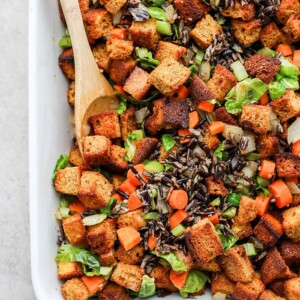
188 65 198 75
143 212 160 220
144 161 163 173
257 47 277 57
237 183 250 195
194 51 204 65
147 7 167 21
243 243 256 256
226 193 242 207
59 207 70 218
136 47 150 58
83 214 107 226
230 61 248 81
59 36 72 49
257 176 270 187
171 224 186 236
223 207 237 219
246 153 261 161
156 21 173 36
162 134 176 152
210 197 221 206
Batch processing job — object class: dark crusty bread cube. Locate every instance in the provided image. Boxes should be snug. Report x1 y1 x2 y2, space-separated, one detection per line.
67 81 75 106
150 266 178 292
215 107 238 126
279 240 300 266
116 208 146 230
61 278 89 300
55 167 81 196
205 176 228 197
184 218 223 264
232 19 261 45
69 147 84 167
106 38 134 60
275 153 300 177
59 49 75 81
276 0 300 24
98 282 131 300
237 196 258 225
282 205 300 242
284 277 300 300
211 273 235 296
189 75 216 104
116 244 145 265
120 107 139 141
269 280 286 297
155 41 187 62
57 262 83 280
62 213 87 246
259 289 285 300
99 0 127 14
221 1 255 21
257 133 280 159
99 249 117 267
92 43 111 72
132 137 158 165
260 21 283 49
110 58 137 85
104 145 128 173
232 275 265 300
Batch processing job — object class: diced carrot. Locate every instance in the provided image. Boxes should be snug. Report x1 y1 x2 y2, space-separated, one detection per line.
286 177 299 184
269 179 293 208
259 160 276 179
178 129 191 144
189 111 200 129
259 93 269 105
169 209 188 229
147 234 157 250
114 85 125 95
110 28 127 40
173 86 189 100
292 140 300 156
112 193 123 203
207 213 219 225
169 190 189 210
255 195 271 217
276 44 293 57
127 164 149 186
118 179 137 195
198 100 215 113
69 201 87 214
208 121 225 135
170 270 189 289
128 192 144 211
293 50 300 69
117 227 141 251
81 276 105 295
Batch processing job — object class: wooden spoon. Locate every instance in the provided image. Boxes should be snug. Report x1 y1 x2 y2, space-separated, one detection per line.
60 0 119 155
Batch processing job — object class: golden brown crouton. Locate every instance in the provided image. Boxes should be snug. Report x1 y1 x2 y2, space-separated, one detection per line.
232 275 265 300
148 58 191 95
99 0 127 14
86 218 116 255
282 206 300 242
211 273 235 296
276 0 300 24
259 289 286 300
111 262 145 292
61 278 89 300
205 176 228 198
292 194 300 207
207 65 237 102
237 196 258 225
185 218 223 264
232 219 253 239
69 147 84 167
55 167 81 196
59 48 75 80
117 208 146 230
196 258 222 272
284 277 300 300
190 14 223 49
116 244 145 265
99 249 117 267
271 90 300 122
57 262 83 280
92 43 111 72
257 133 280 159
174 0 210 24
132 137 158 165
279 240 300 266
189 75 216 104
284 13 300 42
67 81 75 106
199 126 221 150
110 58 137 85
83 9 113 40
128 19 160 51
221 1 255 21
99 282 131 300
240 105 270 135
254 213 283 247
106 38 134 60
120 107 139 141
150 266 178 292
218 246 254 283
244 54 281 84
104 145 128 173
275 153 300 177
78 171 113 209
123 67 152 100
155 41 187 62
111 174 126 189
232 19 261 45
215 107 238 126
260 21 283 49
62 214 87 245
83 135 111 167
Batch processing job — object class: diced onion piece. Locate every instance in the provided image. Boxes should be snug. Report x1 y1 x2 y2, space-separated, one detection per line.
83 214 107 226
199 61 211 81
222 125 244 144
243 243 257 256
286 181 300 194
166 5 177 24
112 10 122 25
230 61 248 81
240 132 256 155
241 161 258 178
212 292 227 300
135 107 149 123
288 118 300 145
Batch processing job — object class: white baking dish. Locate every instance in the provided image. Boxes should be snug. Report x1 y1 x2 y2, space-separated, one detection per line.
28 0 210 298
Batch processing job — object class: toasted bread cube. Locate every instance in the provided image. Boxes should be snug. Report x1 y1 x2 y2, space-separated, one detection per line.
110 58 137 85
282 206 300 242
196 258 222 272
270 280 286 297
284 277 300 300
99 282 131 300
232 19 261 45
150 266 177 292
62 214 87 245
123 67 152 100
190 14 223 49
207 65 237 102
221 1 255 21
260 21 282 49
275 153 300 177
67 81 75 106
232 275 265 300
174 0 210 24
232 218 253 239
279 240 300 266
106 38 134 60
117 208 146 230
132 137 158 165
83 135 111 167
57 262 83 280
215 107 238 126
128 19 160 51
155 41 187 62
292 194 300 206
240 105 270 135
89 111 121 139
111 174 126 189
254 214 283 247
99 0 127 14
104 145 128 173
276 0 300 24
78 171 113 209
116 244 145 265
218 246 254 283
284 14 300 42
184 218 223 264
120 107 139 141
237 196 258 225
111 262 144 292
86 218 116 255
211 273 235 296
189 75 216 104
61 278 89 300
257 133 280 159
244 54 281 84
199 126 221 150
205 176 228 198
83 9 113 40
59 49 75 80
69 147 84 167
148 58 191 95
99 249 117 267
55 167 81 196
92 43 111 72
259 290 285 300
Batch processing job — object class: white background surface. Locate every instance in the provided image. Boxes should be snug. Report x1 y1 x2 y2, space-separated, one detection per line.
0 0 35 298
